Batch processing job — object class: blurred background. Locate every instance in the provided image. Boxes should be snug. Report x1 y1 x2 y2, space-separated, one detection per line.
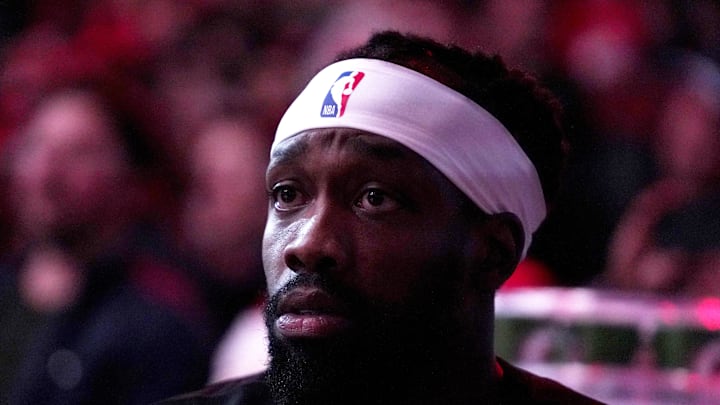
1 0 720 403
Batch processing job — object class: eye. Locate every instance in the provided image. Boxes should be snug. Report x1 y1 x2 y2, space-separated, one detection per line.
354 188 401 213
270 184 308 211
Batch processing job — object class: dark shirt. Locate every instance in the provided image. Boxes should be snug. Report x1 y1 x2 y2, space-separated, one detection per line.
157 358 604 404
6 246 212 405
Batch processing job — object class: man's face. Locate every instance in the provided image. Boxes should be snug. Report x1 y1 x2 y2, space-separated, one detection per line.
8 91 127 241
182 120 268 283
262 128 489 403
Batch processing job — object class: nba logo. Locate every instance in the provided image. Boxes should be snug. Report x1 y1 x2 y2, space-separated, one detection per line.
321 71 365 117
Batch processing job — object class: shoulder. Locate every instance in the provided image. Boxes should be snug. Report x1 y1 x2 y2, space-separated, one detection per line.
155 372 271 405
497 358 605 404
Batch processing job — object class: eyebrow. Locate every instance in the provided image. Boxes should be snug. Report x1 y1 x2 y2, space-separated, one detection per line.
270 136 309 164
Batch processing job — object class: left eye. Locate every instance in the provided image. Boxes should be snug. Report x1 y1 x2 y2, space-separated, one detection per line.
354 188 401 212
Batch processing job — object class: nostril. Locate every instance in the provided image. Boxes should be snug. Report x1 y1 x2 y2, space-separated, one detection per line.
286 254 305 273
316 257 337 273
285 253 338 274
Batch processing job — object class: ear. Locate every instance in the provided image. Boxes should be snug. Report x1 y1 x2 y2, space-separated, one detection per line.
467 213 524 291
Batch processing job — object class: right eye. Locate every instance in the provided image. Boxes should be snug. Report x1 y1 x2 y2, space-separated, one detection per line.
270 184 308 211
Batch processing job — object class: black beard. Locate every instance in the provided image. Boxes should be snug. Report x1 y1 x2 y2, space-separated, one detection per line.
263 273 467 405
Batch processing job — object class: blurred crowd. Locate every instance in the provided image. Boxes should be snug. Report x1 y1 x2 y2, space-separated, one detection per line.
1 0 720 403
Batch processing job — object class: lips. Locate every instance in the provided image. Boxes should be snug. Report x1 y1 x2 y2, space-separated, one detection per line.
274 287 354 339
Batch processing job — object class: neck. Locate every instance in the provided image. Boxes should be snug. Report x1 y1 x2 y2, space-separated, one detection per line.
54 219 129 264
388 354 500 405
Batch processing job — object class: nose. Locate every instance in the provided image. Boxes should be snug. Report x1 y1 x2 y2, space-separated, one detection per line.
283 201 348 275
16 145 57 193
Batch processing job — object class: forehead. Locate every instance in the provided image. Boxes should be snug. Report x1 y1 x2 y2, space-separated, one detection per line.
18 92 119 156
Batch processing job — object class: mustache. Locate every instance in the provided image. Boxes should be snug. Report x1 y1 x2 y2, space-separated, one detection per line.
265 273 369 321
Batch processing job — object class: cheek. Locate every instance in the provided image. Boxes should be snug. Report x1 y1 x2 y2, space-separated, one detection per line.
64 158 123 203
353 227 465 307
262 217 292 295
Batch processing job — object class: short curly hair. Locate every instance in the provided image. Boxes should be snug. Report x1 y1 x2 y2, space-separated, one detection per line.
335 31 567 207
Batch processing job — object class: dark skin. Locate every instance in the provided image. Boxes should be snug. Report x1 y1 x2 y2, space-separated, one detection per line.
262 128 523 405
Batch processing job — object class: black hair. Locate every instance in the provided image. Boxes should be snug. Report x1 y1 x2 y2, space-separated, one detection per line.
335 31 567 207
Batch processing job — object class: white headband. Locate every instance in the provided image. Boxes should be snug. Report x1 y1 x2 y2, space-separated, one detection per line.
273 58 545 258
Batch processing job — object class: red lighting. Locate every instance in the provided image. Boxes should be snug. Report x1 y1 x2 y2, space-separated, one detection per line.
696 297 720 331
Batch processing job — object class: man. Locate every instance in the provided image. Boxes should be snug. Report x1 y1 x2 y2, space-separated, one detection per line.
162 31 602 404
2 84 211 404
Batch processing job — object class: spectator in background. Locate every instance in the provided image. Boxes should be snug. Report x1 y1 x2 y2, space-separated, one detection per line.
529 0 662 284
297 0 456 84
455 0 551 75
152 4 318 159
0 81 212 404
153 8 303 380
177 115 270 381
605 53 720 296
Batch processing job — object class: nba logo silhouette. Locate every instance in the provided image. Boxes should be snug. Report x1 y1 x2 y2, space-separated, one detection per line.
321 71 365 117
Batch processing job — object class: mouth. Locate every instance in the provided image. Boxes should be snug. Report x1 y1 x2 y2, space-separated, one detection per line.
274 287 354 339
